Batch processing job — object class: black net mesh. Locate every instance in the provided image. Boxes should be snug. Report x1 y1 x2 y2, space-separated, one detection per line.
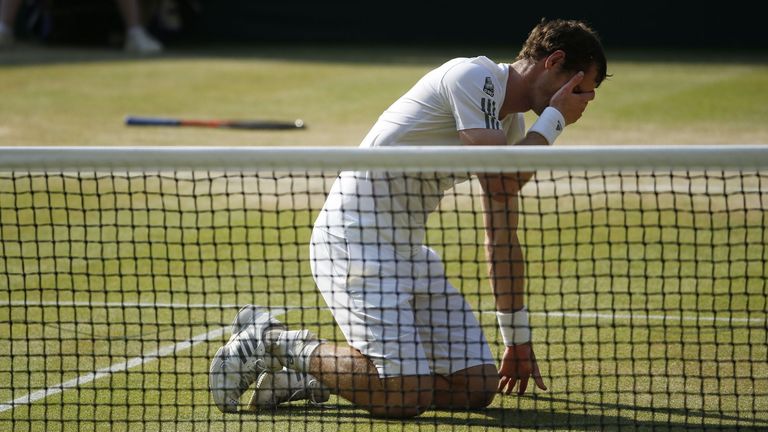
0 168 766 430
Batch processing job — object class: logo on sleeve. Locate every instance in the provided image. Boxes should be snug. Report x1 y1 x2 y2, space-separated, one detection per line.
481 97 500 130
483 77 495 97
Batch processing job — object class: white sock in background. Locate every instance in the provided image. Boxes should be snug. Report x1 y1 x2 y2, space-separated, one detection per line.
124 26 163 54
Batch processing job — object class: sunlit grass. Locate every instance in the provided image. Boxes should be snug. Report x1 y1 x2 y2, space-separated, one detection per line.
1 169 766 430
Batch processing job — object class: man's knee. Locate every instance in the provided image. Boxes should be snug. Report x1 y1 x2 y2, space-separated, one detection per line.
433 364 498 410
446 383 496 410
473 364 499 408
367 376 433 418
466 387 496 409
467 364 498 408
369 397 431 418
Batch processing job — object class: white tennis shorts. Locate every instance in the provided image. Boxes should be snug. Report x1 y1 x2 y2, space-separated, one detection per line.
310 228 494 377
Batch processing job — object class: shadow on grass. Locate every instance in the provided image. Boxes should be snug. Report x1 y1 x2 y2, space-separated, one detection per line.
249 396 768 431
2 41 768 69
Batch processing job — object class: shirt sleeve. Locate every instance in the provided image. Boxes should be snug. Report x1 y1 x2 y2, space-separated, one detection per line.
504 113 526 145
441 62 504 131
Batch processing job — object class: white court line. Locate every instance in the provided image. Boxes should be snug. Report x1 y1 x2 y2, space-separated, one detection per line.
0 300 764 412
0 326 227 413
2 300 242 309
526 310 766 325
1 300 765 324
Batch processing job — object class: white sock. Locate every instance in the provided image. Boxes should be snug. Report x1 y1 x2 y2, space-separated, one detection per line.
270 329 322 373
287 368 329 402
127 26 146 37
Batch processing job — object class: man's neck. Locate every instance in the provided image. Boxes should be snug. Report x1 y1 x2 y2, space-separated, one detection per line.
499 59 536 118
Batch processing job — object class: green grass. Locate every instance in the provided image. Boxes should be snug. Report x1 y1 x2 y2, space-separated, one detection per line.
1 44 768 147
1 170 766 431
0 44 767 431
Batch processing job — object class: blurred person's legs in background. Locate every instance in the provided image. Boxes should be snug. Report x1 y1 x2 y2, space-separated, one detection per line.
0 0 163 52
0 0 22 46
115 0 162 53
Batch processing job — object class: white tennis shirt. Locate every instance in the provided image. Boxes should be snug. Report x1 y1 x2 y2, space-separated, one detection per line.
315 56 526 253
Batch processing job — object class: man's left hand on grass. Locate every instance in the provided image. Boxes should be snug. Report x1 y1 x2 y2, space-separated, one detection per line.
497 343 547 395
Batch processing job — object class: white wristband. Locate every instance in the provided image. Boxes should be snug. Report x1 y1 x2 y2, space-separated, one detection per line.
528 106 565 145
496 307 531 346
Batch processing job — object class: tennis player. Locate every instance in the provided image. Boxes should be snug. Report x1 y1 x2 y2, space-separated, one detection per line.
210 18 608 417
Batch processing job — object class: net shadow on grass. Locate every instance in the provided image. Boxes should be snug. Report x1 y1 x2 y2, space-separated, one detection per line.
253 398 768 431
2 42 768 68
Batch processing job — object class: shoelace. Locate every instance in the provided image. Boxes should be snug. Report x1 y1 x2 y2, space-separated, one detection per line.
304 380 326 406
282 388 324 407
237 358 267 393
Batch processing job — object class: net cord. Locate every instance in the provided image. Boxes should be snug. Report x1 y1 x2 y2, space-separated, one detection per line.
1 145 767 171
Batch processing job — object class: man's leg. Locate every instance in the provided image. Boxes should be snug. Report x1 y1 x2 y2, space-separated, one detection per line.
268 331 495 415
113 0 140 28
412 245 499 410
432 364 498 409
219 305 434 417
305 342 434 418
0 0 22 46
256 228 436 418
262 309 435 418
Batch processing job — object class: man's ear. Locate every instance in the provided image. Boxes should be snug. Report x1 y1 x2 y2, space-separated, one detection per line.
544 50 566 70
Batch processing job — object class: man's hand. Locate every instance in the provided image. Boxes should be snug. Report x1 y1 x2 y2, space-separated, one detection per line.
550 71 596 126
497 343 547 395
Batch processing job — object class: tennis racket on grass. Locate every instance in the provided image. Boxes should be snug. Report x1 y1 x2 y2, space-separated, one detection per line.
125 116 306 130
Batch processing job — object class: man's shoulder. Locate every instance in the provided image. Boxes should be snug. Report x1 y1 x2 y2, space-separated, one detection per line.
437 56 505 79
435 56 506 94
468 55 500 66
438 56 498 72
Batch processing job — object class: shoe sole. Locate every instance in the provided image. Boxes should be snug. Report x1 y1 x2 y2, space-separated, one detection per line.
236 306 286 372
249 371 331 411
230 304 287 340
230 304 263 336
248 371 278 410
209 346 237 413
211 305 284 413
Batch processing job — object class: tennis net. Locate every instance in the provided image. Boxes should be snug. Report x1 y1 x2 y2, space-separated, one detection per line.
0 145 766 431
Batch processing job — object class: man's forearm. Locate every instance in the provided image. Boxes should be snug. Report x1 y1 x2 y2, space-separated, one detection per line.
481 183 533 347
487 233 526 312
480 182 526 313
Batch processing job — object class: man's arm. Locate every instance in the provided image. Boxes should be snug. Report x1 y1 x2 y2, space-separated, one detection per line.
477 174 525 313
460 130 547 196
457 70 594 395
476 150 548 396
461 128 547 313
461 129 542 309
460 69 595 312
458 128 547 395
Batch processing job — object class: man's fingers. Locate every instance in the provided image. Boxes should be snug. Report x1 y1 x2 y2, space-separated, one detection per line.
531 353 548 391
505 378 518 395
497 376 509 393
561 71 584 92
579 90 596 102
498 344 548 396
517 376 529 395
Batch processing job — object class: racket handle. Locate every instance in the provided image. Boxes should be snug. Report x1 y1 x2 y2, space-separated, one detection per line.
125 116 181 126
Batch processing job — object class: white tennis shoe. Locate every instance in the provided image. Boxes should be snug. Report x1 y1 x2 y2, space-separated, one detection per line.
233 304 322 373
209 306 285 413
124 27 163 54
249 368 330 410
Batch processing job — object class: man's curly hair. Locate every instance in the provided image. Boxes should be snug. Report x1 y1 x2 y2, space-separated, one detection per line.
517 18 609 87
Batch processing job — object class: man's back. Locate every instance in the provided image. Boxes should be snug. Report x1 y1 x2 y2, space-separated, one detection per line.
314 56 526 250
